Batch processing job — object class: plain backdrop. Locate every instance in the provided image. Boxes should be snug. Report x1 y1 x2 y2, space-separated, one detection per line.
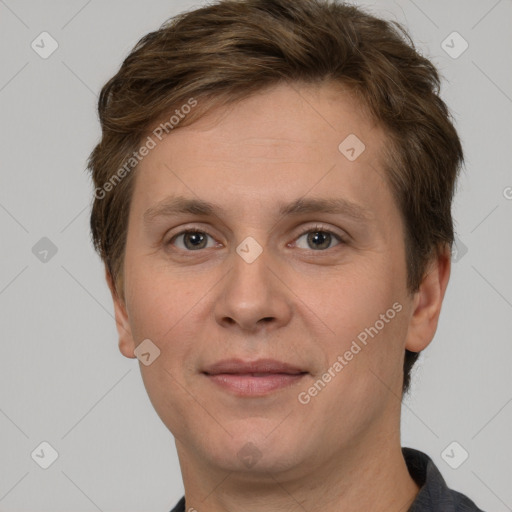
0 0 511 511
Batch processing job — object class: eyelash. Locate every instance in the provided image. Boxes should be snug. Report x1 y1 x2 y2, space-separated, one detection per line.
293 224 346 249
166 224 347 252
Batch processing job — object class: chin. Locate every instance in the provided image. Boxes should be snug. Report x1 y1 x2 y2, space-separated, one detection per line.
202 430 307 475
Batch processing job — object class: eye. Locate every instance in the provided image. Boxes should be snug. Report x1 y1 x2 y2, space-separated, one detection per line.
293 225 345 251
166 225 346 253
168 229 218 251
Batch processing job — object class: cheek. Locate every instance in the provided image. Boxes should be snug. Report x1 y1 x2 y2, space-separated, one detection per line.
125 269 203 421
300 258 407 388
129 291 197 356
124 249 200 340
301 260 397 336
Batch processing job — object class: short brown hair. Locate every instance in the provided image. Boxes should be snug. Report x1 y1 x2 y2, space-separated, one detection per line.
88 0 464 395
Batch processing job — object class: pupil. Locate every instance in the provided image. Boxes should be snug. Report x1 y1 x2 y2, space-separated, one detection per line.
186 232 205 249
309 231 330 250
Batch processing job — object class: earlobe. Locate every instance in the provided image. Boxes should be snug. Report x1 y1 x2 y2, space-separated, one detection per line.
405 245 451 353
104 265 137 359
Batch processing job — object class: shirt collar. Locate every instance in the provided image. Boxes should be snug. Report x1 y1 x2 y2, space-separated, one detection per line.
402 446 483 511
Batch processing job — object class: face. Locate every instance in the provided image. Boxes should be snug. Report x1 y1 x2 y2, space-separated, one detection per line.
109 81 447 478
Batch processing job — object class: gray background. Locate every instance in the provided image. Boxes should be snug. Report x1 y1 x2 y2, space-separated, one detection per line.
0 0 511 511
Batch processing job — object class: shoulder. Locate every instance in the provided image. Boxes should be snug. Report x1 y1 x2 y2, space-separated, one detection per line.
403 447 486 512
169 495 185 512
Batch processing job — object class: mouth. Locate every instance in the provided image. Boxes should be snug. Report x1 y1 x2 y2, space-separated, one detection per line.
202 358 309 396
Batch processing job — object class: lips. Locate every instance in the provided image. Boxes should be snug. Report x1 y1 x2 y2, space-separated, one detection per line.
203 358 306 375
202 358 308 396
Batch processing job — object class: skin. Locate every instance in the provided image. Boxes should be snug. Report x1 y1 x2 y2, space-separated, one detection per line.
106 81 451 512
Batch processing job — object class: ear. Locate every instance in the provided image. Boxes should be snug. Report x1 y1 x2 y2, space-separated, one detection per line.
405 244 451 352
105 265 136 359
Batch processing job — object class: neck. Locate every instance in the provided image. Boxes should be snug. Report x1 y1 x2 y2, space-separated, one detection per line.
175 421 420 512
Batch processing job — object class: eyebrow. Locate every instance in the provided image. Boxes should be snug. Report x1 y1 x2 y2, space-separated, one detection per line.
143 195 373 225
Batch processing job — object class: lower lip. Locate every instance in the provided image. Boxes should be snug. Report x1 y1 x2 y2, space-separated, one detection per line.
205 373 307 396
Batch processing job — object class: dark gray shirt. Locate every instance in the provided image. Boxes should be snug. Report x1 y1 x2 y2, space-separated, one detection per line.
169 447 485 511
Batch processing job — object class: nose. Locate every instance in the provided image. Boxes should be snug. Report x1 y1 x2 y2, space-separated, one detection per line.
214 240 293 334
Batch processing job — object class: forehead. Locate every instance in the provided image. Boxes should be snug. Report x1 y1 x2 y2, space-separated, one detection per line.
131 81 391 222
164 82 380 160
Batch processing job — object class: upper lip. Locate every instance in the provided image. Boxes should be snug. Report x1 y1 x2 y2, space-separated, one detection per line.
203 358 307 375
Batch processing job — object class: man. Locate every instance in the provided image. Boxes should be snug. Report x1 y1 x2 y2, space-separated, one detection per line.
88 0 485 510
